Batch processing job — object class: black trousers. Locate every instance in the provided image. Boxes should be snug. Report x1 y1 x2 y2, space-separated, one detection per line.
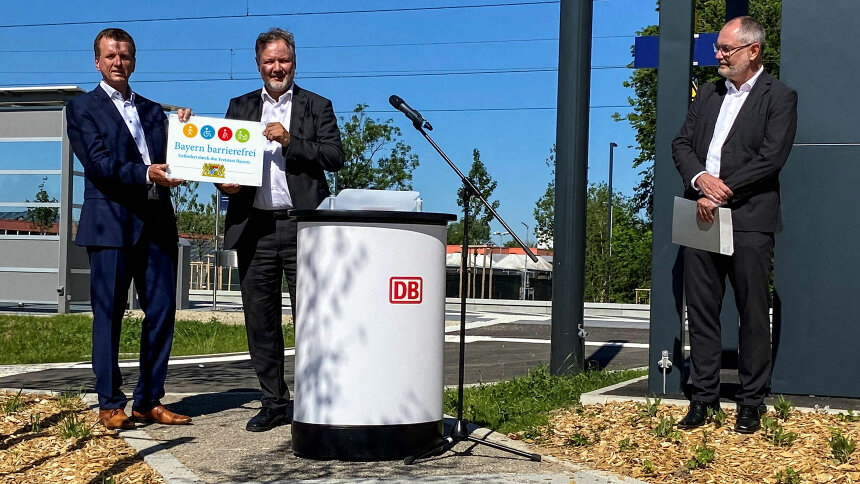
683 231 774 407
237 211 297 412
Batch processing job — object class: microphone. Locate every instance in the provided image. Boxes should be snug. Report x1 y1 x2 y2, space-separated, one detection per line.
389 95 433 131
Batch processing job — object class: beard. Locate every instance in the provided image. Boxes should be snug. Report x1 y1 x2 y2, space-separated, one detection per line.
265 77 292 93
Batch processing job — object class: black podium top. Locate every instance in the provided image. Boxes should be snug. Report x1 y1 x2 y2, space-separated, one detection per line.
289 209 456 226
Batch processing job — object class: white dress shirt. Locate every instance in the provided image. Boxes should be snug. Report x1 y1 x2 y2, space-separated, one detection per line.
254 86 294 210
692 66 765 190
100 80 152 168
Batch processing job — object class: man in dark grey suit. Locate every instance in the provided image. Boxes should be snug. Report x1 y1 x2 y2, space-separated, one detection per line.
218 28 344 432
672 16 797 434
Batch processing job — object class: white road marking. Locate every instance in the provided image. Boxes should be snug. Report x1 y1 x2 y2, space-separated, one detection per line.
443 335 681 350
444 313 550 333
54 349 297 370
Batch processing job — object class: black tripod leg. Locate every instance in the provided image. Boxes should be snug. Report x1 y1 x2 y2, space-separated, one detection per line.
403 436 455 465
466 435 541 462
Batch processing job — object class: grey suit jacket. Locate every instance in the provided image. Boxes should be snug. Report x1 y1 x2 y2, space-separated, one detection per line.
221 84 344 249
672 71 798 232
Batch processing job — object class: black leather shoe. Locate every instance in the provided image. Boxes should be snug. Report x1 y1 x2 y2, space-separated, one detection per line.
734 405 763 434
246 407 291 432
677 400 721 429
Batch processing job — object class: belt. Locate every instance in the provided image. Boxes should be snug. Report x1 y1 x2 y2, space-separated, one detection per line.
251 208 293 220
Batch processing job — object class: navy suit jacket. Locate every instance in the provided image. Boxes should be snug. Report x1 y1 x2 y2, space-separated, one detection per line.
66 86 178 247
672 71 798 233
221 84 344 249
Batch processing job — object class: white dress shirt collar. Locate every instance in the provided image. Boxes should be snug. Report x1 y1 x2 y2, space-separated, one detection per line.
99 80 135 103
261 84 294 106
725 65 765 94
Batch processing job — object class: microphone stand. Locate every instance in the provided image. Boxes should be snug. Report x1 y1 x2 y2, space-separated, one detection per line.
404 122 540 465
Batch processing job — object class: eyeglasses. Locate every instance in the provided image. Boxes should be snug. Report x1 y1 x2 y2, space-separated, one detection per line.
713 42 754 56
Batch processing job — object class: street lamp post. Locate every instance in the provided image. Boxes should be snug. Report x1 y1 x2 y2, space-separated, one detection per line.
607 142 617 303
521 222 530 300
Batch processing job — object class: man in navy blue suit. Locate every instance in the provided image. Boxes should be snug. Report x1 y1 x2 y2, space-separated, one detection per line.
66 28 192 430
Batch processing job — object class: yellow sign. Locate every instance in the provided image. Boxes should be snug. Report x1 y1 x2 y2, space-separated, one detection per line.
183 123 198 138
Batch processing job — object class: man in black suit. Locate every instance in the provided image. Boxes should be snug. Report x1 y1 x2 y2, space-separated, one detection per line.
66 28 193 429
672 16 797 434
218 28 344 432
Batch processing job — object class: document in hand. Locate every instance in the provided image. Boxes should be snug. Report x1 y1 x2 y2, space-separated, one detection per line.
671 197 734 255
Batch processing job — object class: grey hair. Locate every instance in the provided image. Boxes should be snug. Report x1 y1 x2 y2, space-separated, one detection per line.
731 16 766 53
255 28 295 61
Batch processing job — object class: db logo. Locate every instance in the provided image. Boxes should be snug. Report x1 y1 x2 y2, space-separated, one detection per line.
389 277 422 304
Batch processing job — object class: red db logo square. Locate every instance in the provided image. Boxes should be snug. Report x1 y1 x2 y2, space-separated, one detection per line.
390 277 423 304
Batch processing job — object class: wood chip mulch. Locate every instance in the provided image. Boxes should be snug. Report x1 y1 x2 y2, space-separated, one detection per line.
518 401 860 483
0 391 165 484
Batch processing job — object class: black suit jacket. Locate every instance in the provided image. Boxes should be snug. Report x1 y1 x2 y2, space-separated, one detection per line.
672 71 798 232
222 84 344 249
66 86 177 247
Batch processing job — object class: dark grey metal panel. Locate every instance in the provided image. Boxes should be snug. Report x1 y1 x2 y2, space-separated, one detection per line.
771 0 860 398
725 0 749 20
781 2 860 144
550 0 592 375
0 110 63 139
68 272 91 303
772 145 860 397
648 0 695 394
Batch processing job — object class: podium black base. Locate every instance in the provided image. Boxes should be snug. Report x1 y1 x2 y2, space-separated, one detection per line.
292 420 443 460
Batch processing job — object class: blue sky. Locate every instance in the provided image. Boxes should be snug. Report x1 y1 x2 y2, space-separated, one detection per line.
0 0 659 244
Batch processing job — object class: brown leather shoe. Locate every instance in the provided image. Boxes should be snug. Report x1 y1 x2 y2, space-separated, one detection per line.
99 408 135 430
132 404 192 425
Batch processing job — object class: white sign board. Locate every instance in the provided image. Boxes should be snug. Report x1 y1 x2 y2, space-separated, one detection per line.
166 114 264 186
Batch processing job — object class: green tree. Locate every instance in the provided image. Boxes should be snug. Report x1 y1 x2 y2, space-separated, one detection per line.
613 0 782 219
533 146 556 248
25 177 58 235
172 182 217 260
584 184 652 303
448 148 501 245
332 104 419 192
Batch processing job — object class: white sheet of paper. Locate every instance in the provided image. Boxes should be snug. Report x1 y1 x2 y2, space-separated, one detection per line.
166 114 265 186
671 196 734 255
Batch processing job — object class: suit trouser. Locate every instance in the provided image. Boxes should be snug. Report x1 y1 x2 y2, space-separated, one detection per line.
237 211 297 412
88 228 178 410
683 231 774 407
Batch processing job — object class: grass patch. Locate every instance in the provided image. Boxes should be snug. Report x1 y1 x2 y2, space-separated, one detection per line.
56 411 93 439
57 387 84 410
442 365 646 435
761 416 798 447
775 466 802 484
829 428 856 464
3 389 25 414
651 415 681 440
0 314 295 364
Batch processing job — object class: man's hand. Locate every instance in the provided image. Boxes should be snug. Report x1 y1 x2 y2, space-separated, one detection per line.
216 183 241 195
177 108 193 122
696 197 717 223
696 173 733 205
263 122 290 147
148 164 183 188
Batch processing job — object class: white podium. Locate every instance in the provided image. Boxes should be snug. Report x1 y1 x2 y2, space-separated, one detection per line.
289 209 455 460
